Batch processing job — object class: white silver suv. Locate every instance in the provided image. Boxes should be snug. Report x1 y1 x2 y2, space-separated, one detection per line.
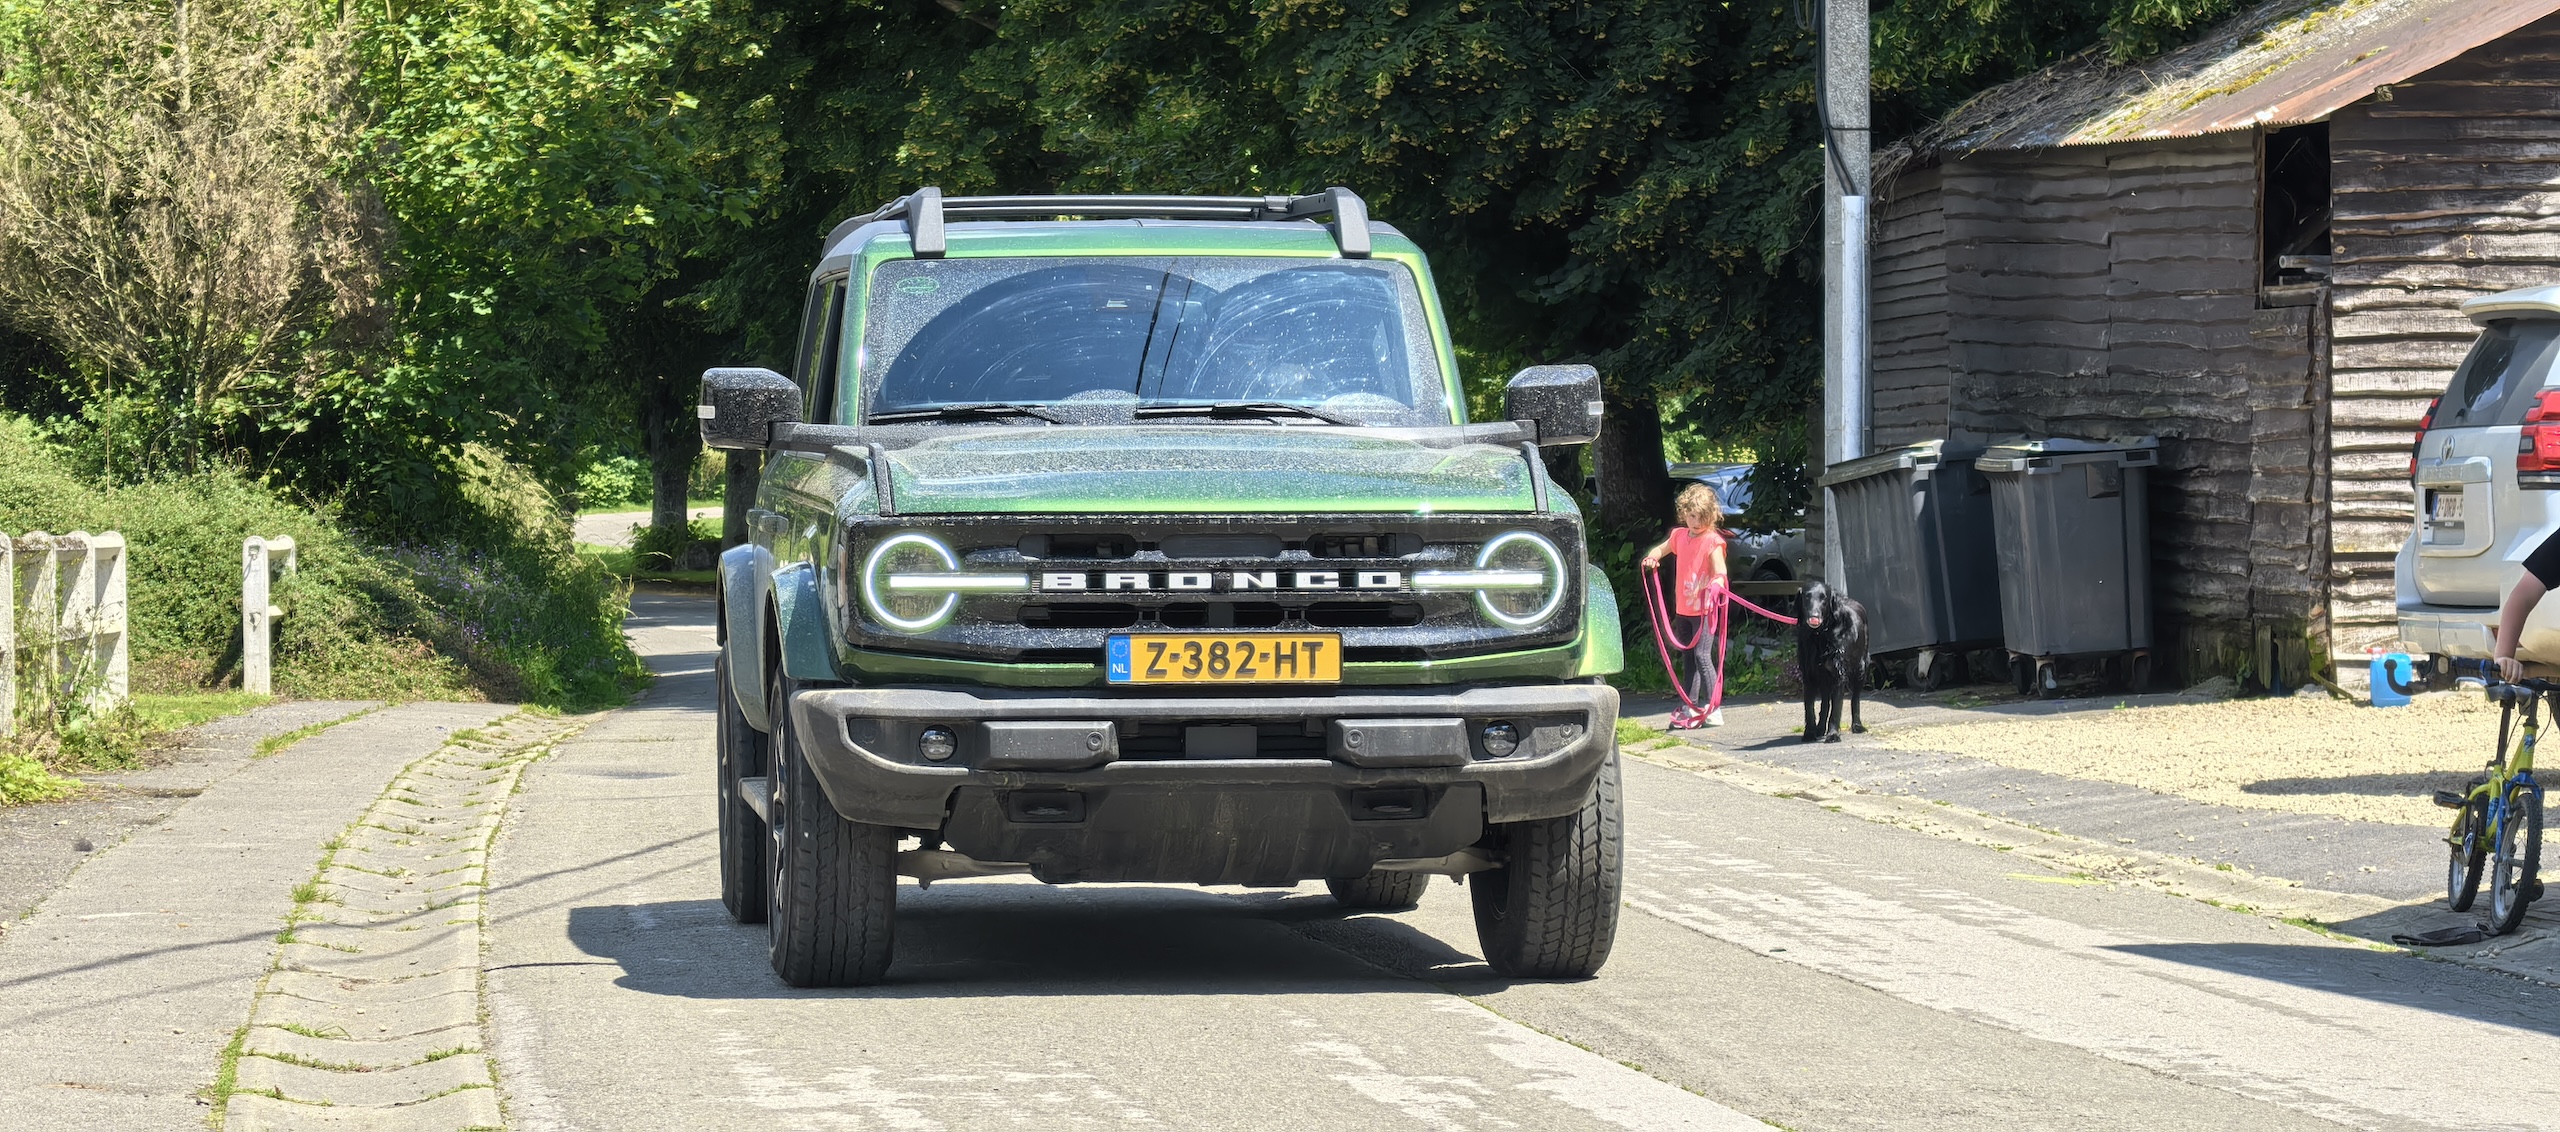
2397 286 2560 673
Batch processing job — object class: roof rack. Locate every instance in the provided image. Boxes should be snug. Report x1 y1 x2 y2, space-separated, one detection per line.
824 187 1373 260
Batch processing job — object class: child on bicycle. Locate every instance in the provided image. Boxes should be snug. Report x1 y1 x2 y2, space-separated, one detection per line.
1640 483 1729 728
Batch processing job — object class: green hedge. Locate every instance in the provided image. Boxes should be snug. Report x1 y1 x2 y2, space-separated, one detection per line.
0 421 641 707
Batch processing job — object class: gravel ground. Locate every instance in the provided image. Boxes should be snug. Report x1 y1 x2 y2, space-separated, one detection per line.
1871 690 2507 828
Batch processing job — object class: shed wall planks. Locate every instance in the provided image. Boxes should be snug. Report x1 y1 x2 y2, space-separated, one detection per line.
2328 14 2560 672
1868 12 2560 685
1873 165 1951 450
1934 136 2285 669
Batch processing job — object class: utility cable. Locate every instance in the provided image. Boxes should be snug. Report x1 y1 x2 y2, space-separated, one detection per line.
1810 0 1863 195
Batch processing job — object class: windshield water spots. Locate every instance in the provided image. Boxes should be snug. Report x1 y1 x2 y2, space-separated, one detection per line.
856 256 1449 427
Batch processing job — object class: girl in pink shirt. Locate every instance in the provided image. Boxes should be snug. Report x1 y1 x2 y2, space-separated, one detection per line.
1639 483 1729 727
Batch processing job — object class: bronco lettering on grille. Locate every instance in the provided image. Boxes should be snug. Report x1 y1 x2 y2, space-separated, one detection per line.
1038 571 1405 593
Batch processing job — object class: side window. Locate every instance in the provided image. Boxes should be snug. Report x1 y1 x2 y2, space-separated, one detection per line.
794 277 848 422
2441 320 2560 428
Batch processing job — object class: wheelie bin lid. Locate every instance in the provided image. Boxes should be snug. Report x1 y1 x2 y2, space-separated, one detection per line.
1818 439 1981 488
1976 435 2159 473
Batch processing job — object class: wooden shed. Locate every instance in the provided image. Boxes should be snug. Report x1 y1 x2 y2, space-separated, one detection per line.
1867 0 2560 687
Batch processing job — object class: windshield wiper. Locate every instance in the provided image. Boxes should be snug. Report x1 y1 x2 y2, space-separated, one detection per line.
1134 401 1360 426
867 402 1067 425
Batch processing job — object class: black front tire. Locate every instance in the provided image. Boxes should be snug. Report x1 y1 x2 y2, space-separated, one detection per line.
766 670 898 987
1328 870 1430 910
2489 786 2543 935
1470 744 1623 979
714 651 769 924
2449 788 2487 913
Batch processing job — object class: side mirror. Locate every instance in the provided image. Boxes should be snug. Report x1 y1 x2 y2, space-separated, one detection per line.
1504 364 1602 446
699 367 802 450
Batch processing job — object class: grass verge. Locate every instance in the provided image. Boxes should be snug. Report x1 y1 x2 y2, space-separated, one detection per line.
256 704 386 760
3 690 272 805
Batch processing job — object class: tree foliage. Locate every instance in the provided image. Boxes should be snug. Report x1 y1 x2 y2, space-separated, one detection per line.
352 0 734 518
0 0 2260 537
0 0 379 475
656 0 2248 532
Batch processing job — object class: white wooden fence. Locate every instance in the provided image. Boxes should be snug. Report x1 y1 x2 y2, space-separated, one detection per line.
241 536 297 695
0 531 130 732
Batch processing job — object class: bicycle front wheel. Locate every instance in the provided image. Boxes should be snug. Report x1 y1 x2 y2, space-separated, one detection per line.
2489 786 2543 935
2450 795 2488 912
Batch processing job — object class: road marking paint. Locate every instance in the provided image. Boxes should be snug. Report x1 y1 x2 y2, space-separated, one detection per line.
1432 999 1775 1131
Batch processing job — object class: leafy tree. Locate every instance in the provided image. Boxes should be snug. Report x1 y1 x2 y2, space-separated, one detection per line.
0 0 379 477
353 0 735 526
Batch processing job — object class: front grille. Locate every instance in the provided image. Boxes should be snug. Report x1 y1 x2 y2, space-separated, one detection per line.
1020 603 1141 629
1309 532 1420 558
1160 534 1283 558
1017 533 1136 559
1304 601 1424 628
1159 602 1288 629
840 512 1584 665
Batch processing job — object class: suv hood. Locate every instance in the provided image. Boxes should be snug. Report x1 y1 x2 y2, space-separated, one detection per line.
880 425 1537 513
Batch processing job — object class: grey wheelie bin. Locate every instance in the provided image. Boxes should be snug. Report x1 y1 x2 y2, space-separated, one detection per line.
1976 437 2158 697
1817 440 2004 690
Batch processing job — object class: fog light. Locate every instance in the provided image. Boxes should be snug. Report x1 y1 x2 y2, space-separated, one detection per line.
1481 721 1520 758
918 726 958 763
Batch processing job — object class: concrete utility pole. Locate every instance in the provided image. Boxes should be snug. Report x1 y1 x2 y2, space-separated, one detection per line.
1818 0 1870 589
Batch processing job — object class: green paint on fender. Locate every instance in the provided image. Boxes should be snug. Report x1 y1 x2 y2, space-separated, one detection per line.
770 564 839 681
1577 572 1624 676
881 424 1535 514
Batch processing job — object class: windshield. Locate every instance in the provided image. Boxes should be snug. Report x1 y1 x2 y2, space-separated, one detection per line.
854 256 1452 426
2439 319 2560 428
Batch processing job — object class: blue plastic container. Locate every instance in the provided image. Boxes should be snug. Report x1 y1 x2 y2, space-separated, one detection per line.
2370 652 2415 708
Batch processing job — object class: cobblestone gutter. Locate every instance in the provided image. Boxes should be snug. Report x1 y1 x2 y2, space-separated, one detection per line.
218 712 585 1132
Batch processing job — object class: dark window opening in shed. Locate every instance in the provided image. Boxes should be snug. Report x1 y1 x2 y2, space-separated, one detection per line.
2263 122 2332 288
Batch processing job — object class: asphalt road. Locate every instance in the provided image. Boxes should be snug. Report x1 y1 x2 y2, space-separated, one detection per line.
481 593 2560 1131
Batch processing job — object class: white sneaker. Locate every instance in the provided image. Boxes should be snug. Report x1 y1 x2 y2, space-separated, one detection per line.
1704 709 1725 727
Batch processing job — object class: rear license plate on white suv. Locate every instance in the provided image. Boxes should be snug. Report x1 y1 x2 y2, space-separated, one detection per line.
2431 491 2466 523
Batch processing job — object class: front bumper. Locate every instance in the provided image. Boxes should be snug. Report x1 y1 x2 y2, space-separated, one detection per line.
786 681 1617 885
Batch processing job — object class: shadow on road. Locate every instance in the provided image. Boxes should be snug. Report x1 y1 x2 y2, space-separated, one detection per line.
2240 772 2470 800
2106 941 2560 1039
561 884 1534 998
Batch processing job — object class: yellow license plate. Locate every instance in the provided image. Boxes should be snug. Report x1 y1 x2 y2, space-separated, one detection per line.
1108 633 1342 684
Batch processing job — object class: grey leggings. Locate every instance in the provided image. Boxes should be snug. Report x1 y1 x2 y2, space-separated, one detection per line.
1673 614 1718 706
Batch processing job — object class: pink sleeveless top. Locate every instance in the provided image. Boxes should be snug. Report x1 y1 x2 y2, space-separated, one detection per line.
1667 527 1725 617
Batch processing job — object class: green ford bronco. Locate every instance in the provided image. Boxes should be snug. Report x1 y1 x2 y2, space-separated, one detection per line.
699 188 1626 987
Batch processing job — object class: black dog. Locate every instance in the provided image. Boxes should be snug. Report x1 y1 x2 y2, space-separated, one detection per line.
1796 580 1868 743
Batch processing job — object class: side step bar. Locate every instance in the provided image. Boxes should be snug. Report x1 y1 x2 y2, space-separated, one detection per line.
739 775 772 822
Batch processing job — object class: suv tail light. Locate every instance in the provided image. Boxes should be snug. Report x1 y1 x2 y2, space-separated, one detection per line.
2522 392 2560 480
2409 395 2441 478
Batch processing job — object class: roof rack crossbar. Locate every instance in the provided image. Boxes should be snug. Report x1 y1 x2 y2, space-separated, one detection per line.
830 187 1373 259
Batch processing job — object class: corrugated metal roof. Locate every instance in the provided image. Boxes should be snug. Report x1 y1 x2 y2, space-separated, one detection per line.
1917 0 2560 155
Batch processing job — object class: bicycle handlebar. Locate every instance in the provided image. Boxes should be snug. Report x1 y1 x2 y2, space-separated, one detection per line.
2438 657 2560 699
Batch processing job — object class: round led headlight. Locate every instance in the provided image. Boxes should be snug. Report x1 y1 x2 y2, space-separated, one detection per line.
1474 531 1566 628
862 533 960 632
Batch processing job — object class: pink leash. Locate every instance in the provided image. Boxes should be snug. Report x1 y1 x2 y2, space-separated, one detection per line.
1641 565 1800 728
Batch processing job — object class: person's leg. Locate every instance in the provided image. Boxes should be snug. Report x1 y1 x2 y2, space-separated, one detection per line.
1688 616 1723 724
1671 614 1704 724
